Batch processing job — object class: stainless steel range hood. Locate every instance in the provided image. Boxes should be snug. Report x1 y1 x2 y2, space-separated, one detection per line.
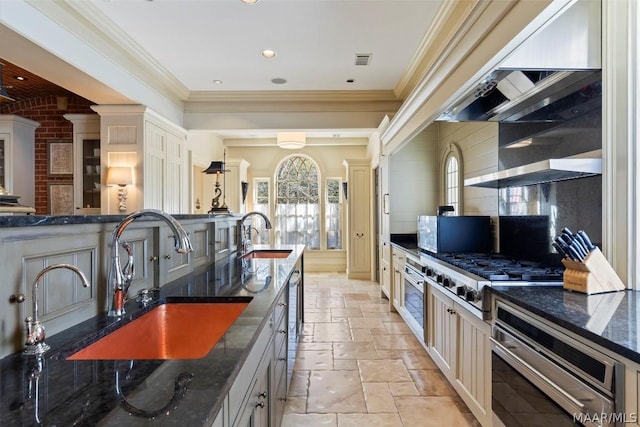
464 150 602 188
437 0 601 123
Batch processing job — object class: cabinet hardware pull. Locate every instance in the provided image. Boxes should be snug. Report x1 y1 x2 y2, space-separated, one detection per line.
164 255 172 260
278 302 287 307
278 329 287 334
258 392 268 398
9 294 26 304
255 402 265 408
149 256 159 262
278 357 286 361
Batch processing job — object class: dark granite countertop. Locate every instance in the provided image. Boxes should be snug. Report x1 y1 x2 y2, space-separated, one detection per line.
0 244 304 426
486 286 640 364
0 213 240 228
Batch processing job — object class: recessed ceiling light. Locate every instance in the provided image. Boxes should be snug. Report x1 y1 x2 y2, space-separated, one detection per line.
241 0 260 3
346 79 355 83
15 76 26 81
261 49 277 58
271 78 287 85
213 80 223 85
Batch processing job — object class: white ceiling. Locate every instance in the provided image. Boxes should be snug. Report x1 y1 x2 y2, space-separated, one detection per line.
90 0 442 94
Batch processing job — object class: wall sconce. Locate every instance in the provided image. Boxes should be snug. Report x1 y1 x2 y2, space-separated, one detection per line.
106 166 133 213
203 154 230 214
241 181 249 205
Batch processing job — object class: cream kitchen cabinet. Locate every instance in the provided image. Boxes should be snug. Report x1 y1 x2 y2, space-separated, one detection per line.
391 246 406 312
344 159 371 280
92 105 188 214
225 158 250 214
64 114 101 214
429 285 491 426
144 120 185 213
0 115 38 208
623 357 640 425
380 241 391 299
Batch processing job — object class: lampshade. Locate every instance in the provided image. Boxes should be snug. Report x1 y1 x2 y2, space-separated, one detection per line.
203 161 227 174
106 166 133 186
277 132 306 149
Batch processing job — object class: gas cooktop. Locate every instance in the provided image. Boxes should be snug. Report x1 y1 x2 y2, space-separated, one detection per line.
429 252 564 282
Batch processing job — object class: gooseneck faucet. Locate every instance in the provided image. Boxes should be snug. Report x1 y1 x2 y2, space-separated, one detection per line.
108 209 193 317
24 264 91 356
240 211 272 254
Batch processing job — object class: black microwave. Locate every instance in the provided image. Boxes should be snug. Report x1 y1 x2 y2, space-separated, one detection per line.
417 215 492 253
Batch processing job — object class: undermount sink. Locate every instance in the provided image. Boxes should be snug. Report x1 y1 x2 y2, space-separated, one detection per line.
240 249 292 259
67 299 250 360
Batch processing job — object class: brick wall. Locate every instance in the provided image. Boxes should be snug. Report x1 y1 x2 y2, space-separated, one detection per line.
2 96 95 214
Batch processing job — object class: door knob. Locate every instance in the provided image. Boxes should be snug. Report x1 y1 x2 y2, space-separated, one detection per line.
9 294 26 304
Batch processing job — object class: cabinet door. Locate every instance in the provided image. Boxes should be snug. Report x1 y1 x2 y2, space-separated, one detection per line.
164 131 184 214
379 156 390 238
144 122 166 210
381 258 391 299
455 305 491 426
76 137 101 214
158 224 191 285
392 266 403 312
214 221 231 259
430 287 454 376
190 222 212 268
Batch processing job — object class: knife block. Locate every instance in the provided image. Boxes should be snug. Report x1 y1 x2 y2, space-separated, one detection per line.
562 247 625 294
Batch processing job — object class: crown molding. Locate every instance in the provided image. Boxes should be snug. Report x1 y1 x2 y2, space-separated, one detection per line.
187 90 400 103
394 0 483 100
26 0 189 102
185 90 403 113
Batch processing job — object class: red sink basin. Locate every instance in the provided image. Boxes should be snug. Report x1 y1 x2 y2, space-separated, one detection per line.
241 249 292 259
67 302 249 360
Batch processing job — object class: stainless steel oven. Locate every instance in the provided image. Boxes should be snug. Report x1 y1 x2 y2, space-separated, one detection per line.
490 298 625 427
403 256 426 341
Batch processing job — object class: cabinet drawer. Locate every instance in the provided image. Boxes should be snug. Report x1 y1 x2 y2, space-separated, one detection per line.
274 308 288 358
273 289 288 325
228 317 273 425
272 366 288 427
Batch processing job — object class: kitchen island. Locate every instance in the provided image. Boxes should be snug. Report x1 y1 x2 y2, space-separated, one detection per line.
0 238 304 426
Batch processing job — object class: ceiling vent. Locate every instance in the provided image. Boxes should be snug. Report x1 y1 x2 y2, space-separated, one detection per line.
354 54 372 66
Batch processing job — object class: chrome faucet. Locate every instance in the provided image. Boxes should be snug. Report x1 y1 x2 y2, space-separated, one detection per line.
240 211 272 254
108 209 193 317
24 264 91 356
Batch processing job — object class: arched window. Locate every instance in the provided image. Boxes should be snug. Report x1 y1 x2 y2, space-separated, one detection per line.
275 155 321 249
441 143 463 215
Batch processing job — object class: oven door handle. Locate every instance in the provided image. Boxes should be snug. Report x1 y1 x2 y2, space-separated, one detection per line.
490 336 588 412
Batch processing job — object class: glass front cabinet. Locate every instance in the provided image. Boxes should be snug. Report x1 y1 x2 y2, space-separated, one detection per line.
64 114 101 214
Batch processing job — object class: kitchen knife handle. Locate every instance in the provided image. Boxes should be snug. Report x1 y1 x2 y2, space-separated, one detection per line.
555 237 575 261
561 227 574 237
567 244 583 262
552 242 567 258
570 241 587 260
577 230 596 251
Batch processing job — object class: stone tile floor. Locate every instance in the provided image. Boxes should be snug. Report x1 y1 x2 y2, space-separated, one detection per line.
282 273 481 427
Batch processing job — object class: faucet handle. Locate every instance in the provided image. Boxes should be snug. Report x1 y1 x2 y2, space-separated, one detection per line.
136 288 154 306
23 316 50 355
